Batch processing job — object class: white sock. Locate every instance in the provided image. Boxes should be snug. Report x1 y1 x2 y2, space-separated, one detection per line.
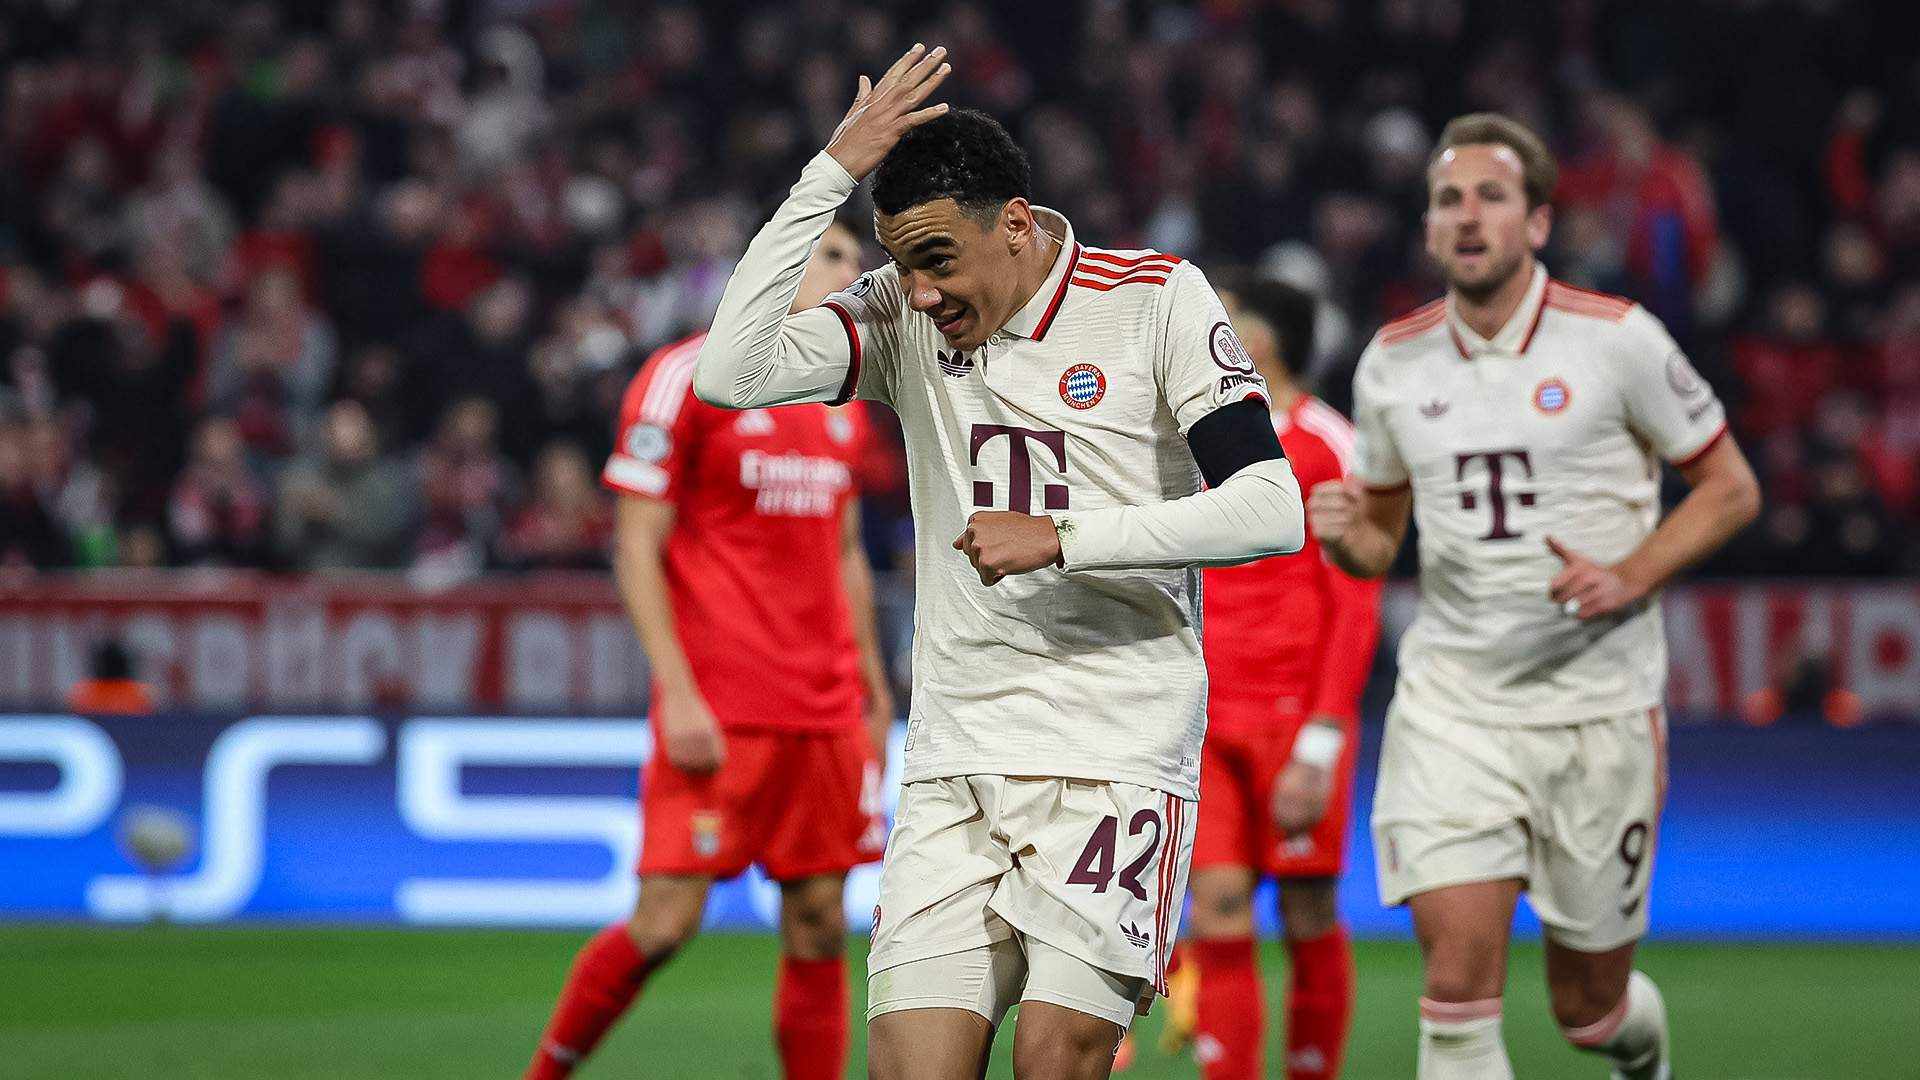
1561 970 1670 1080
1417 998 1514 1080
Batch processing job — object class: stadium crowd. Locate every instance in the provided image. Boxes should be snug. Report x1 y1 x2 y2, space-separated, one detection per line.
0 0 1916 579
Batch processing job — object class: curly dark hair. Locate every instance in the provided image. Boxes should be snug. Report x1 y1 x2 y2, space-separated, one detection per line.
871 109 1030 221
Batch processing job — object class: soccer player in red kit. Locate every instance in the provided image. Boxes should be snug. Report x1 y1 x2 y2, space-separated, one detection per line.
522 220 894 1080
1181 276 1383 1080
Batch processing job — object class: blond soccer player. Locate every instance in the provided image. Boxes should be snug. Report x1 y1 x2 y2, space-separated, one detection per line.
1310 113 1759 1080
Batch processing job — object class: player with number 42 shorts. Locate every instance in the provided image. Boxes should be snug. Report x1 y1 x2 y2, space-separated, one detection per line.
694 44 1307 1080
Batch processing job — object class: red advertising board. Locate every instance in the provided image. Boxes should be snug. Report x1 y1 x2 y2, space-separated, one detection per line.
1 574 1915 717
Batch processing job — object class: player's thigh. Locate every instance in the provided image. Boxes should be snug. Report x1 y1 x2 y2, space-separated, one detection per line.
1406 877 1524 1002
762 726 886 881
1371 699 1531 908
638 730 773 880
1012 937 1144 1078
868 1003 997 1080
989 778 1195 997
1528 706 1665 954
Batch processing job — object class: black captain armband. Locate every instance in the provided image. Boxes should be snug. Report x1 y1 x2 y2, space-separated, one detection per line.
1186 398 1286 488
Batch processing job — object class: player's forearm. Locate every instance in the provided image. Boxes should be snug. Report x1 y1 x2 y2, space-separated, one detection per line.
613 540 700 697
1053 458 1304 572
1614 464 1761 598
1323 522 1400 579
694 152 860 410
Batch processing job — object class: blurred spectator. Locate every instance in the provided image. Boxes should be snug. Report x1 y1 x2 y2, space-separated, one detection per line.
0 419 69 568
168 417 270 568
67 639 154 715
24 412 113 566
275 399 411 570
401 275 538 461
409 396 519 589
0 0 1908 578
208 266 337 472
495 440 612 572
1560 92 1721 334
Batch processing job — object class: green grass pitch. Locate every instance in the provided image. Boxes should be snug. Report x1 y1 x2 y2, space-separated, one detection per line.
0 927 1913 1079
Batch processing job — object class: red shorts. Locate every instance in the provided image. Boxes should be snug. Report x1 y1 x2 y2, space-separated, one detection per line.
1193 702 1357 879
639 725 886 882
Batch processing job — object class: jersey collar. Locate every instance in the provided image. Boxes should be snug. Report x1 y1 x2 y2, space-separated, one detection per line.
1446 262 1549 359
1002 207 1079 342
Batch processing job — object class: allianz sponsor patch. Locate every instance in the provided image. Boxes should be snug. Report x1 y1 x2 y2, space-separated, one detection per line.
1209 321 1256 374
1666 351 1707 397
624 423 671 463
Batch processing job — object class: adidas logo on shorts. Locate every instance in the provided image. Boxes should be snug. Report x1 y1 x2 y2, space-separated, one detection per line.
1120 921 1151 949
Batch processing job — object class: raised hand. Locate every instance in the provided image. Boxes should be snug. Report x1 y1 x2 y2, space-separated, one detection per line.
826 44 952 180
1546 535 1642 622
952 510 1062 586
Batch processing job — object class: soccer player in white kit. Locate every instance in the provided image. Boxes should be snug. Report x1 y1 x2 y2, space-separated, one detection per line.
695 47 1307 1080
1309 113 1761 1080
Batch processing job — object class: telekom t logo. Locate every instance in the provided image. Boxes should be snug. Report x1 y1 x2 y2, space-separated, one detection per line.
970 424 1069 513
1455 449 1534 540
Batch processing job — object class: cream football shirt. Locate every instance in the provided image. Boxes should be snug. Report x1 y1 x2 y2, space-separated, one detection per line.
1352 263 1728 725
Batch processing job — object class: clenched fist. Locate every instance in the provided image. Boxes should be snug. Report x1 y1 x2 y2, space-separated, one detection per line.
952 511 1063 586
1306 476 1361 550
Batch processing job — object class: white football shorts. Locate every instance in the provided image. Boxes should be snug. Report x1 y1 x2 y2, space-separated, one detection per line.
867 775 1195 1029
1371 696 1668 952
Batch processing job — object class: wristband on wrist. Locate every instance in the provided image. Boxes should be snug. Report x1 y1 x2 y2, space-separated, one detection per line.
1291 723 1345 769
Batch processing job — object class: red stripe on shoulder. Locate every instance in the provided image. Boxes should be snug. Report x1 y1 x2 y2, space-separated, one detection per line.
1070 273 1171 291
1379 299 1447 345
1544 280 1634 322
1079 248 1182 271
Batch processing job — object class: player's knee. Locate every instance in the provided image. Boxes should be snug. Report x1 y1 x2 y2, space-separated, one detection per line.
1189 876 1255 938
1547 970 1627 1031
1421 953 1504 1005
779 877 848 959
626 890 705 961
1278 878 1339 941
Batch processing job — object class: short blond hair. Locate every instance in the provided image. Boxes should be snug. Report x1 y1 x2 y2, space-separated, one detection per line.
1428 113 1558 209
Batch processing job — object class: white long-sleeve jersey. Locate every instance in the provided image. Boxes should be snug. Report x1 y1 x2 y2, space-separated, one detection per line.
696 151 1303 797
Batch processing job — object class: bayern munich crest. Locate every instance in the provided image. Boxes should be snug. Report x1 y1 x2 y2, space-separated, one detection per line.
1059 363 1107 409
1533 377 1571 414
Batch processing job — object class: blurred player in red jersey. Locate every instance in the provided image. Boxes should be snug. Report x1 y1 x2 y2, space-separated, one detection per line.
1154 276 1382 1080
522 220 895 1080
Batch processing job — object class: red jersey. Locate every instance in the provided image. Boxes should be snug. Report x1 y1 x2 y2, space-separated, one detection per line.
603 333 867 732
1203 394 1382 729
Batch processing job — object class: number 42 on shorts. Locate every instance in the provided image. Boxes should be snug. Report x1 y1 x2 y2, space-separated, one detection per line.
1067 810 1163 900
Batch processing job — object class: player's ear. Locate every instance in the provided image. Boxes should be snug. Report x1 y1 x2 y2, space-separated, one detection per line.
1527 202 1554 251
1002 198 1035 254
